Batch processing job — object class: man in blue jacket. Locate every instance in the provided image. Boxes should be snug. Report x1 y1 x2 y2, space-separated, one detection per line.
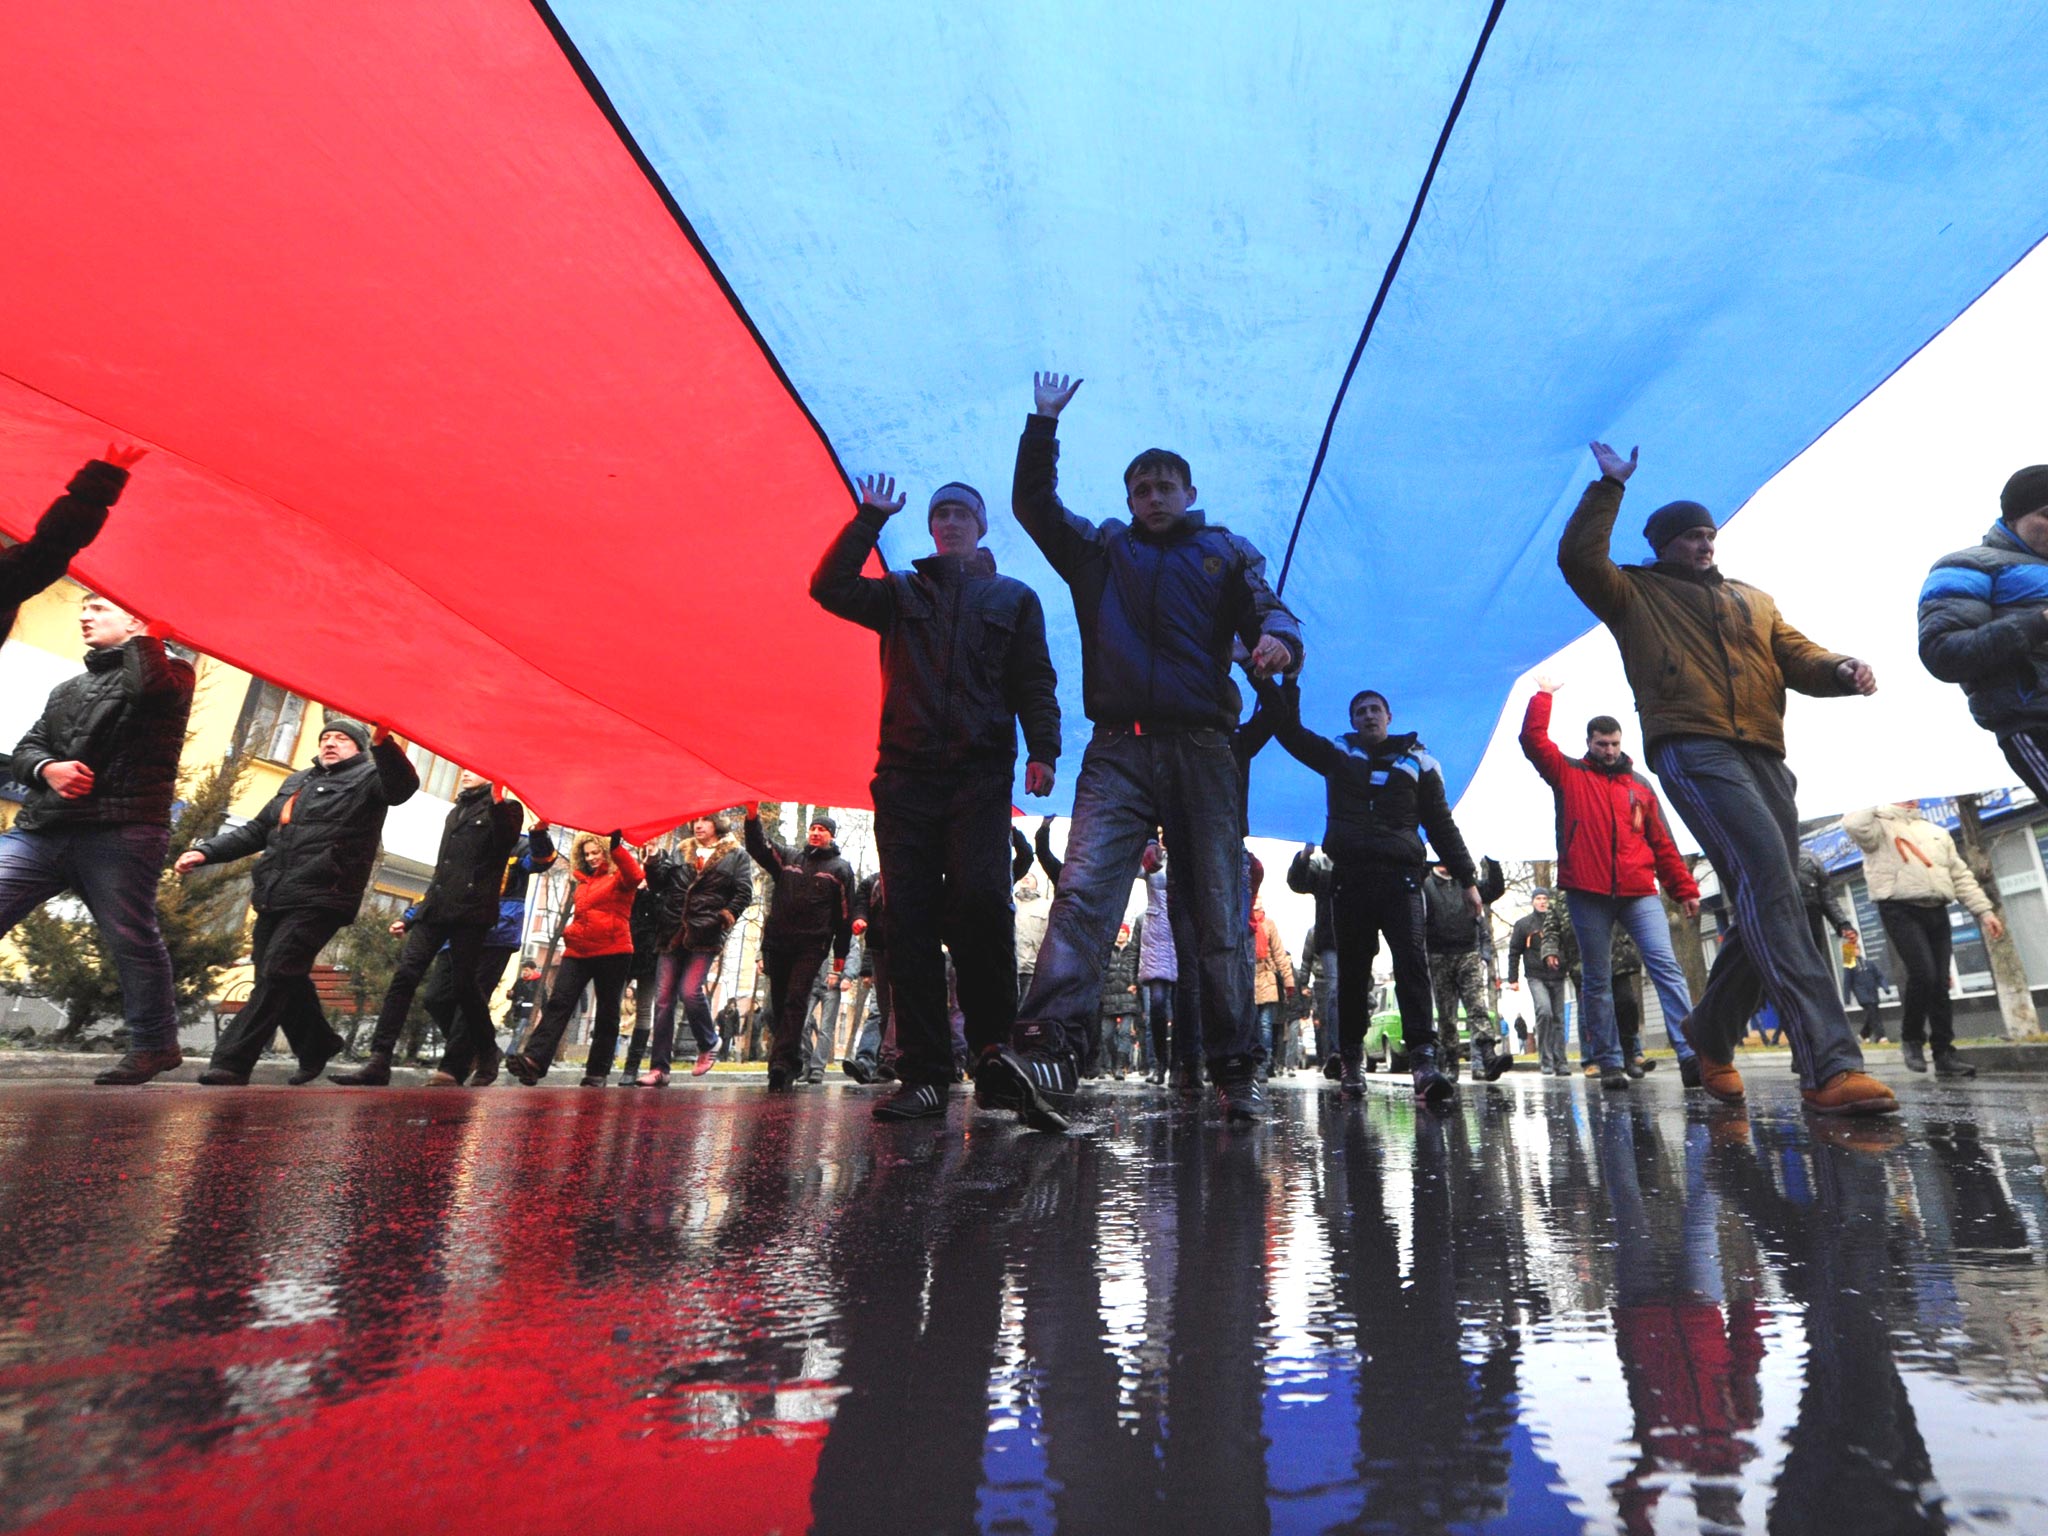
1920 464 2048 799
983 372 1303 1128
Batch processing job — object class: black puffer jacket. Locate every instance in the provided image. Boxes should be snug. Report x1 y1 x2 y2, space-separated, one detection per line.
412 784 525 927
1100 938 1140 1017
744 816 855 959
196 738 420 917
811 511 1061 773
1423 860 1505 952
672 837 753 953
1268 684 1475 883
1287 844 1337 953
11 636 194 831
0 460 127 659
1013 415 1303 731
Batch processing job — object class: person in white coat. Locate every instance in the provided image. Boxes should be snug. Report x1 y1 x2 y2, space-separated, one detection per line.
1839 801 2003 1076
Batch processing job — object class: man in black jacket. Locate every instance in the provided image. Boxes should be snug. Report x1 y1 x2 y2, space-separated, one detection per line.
811 472 1060 1123
996 372 1303 1129
0 447 145 659
179 719 420 1084
1267 680 1479 1106
1504 891 1569 1075
1287 844 1340 1073
743 807 856 1092
0 587 193 1085
331 770 527 1087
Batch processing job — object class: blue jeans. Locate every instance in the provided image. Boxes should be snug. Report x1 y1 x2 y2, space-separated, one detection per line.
647 948 721 1071
0 823 178 1050
1255 1000 1281 1065
1016 728 1257 1070
1566 891 1699 1069
1647 737 1863 1090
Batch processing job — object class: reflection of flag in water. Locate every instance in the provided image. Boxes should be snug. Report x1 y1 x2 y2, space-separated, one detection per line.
7 3 2048 835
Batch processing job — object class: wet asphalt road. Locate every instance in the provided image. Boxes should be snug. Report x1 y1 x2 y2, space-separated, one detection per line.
1 1067 2045 1535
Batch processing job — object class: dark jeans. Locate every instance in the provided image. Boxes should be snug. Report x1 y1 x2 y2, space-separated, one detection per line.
0 823 179 1051
763 938 831 1075
1332 865 1431 1053
1017 728 1255 1070
211 907 348 1073
1526 973 1568 1071
1877 900 1954 1049
1999 727 2048 805
620 952 661 1076
647 947 721 1072
1647 737 1863 1090
369 917 491 1063
872 765 1018 1087
522 952 633 1076
1143 980 1176 1069
426 943 516 1077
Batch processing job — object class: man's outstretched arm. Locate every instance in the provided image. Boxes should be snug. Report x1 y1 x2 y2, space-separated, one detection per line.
0 446 146 607
1012 371 1100 579
1557 441 1638 622
809 475 903 631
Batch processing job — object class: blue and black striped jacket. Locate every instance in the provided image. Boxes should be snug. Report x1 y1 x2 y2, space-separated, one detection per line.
1919 521 2048 733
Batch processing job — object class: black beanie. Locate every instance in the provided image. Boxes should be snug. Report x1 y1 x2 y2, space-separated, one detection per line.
319 717 371 752
810 814 838 837
1643 500 1715 554
2001 465 2048 524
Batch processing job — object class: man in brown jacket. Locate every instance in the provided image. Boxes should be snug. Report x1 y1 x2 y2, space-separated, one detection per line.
1559 441 1895 1117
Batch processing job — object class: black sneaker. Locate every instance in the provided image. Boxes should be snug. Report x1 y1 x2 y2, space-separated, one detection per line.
973 1046 1071 1134
1169 1060 1205 1101
1624 1058 1646 1080
1901 1041 1928 1073
1932 1047 1978 1079
1322 1053 1343 1081
1217 1074 1266 1124
328 1052 392 1087
874 1082 947 1121
841 1057 872 1085
1409 1045 1455 1109
94 1047 184 1086
1339 1047 1366 1100
766 1065 796 1092
1680 1056 1702 1090
1601 1065 1631 1091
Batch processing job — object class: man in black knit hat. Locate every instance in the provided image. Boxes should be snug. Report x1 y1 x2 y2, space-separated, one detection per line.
1920 463 2048 800
811 472 1059 1122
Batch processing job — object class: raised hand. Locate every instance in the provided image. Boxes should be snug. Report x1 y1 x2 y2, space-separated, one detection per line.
856 474 906 515
1837 658 1878 696
744 801 761 819
1533 672 1561 694
1025 760 1055 797
1033 371 1082 418
103 443 149 470
1247 634 1293 681
1589 441 1638 484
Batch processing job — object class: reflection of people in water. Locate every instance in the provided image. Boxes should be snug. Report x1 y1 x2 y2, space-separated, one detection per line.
1709 1119 1944 1533
1329 1107 1518 1528
1593 1102 1764 1534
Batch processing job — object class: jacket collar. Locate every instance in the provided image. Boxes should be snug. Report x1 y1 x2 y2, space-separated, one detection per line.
801 840 841 863
1344 729 1418 760
1985 520 2043 559
1579 750 1636 778
1130 509 1209 546
1646 558 1724 586
912 547 998 581
83 643 126 673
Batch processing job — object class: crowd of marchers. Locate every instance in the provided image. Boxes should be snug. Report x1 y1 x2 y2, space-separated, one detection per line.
2 387 2039 1125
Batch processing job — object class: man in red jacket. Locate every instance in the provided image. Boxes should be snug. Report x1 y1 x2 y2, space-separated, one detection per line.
1520 676 1703 1090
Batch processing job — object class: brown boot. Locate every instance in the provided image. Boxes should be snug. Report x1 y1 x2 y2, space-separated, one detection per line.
1680 1017 1744 1104
1801 1069 1899 1117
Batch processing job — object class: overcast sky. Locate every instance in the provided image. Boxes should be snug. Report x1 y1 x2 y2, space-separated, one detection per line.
1452 239 2048 862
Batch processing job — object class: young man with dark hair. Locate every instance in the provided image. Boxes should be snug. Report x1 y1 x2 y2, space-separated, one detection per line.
0 579 194 1086
993 372 1302 1127
1519 677 1702 1092
743 808 857 1093
1919 464 2048 798
180 719 420 1085
811 469 1060 1121
1267 680 1477 1106
1560 441 1892 1116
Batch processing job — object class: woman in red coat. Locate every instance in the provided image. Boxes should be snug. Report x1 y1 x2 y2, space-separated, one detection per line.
508 831 644 1085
